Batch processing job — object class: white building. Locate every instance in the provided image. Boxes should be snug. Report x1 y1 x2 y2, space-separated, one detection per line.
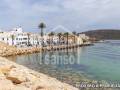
11 28 28 46
0 27 39 47
79 34 89 40
76 36 84 45
0 27 86 47
0 32 13 45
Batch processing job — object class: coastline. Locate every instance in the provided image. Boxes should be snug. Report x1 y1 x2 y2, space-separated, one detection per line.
0 41 93 90
0 57 78 90
0 41 116 90
0 42 81 90
1 57 113 90
0 41 93 57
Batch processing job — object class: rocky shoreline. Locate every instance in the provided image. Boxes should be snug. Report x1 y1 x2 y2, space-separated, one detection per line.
0 41 93 57
0 42 115 90
0 42 78 90
0 42 41 57
0 57 78 90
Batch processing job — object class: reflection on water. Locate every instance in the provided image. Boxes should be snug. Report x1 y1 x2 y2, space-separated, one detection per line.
8 47 86 85
7 40 120 86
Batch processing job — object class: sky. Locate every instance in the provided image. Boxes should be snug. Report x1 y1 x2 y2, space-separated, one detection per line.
0 0 120 33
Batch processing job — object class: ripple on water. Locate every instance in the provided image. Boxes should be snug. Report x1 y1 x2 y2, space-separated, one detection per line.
7 40 120 86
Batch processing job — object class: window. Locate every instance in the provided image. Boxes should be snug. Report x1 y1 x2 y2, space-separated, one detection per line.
23 38 27 40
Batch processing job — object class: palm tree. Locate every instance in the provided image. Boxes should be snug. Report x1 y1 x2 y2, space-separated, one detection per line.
27 33 30 46
48 32 55 45
64 32 69 45
36 35 39 46
38 22 46 47
48 33 51 47
72 31 77 44
11 34 15 46
72 31 77 35
57 32 62 45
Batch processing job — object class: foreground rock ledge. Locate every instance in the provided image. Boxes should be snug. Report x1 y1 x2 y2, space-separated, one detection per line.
0 57 78 90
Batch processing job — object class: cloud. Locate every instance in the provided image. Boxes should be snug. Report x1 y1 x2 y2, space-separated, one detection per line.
0 0 120 32
0 0 60 31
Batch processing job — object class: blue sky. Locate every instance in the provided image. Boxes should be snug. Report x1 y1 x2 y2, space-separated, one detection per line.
0 0 120 32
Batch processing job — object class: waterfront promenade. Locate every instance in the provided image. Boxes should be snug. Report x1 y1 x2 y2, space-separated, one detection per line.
0 41 92 57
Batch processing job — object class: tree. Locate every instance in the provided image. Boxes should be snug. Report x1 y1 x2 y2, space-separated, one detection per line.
48 32 55 36
38 22 46 47
72 31 77 44
57 32 62 45
27 33 30 46
11 34 15 46
48 32 55 45
64 32 69 45
72 31 77 35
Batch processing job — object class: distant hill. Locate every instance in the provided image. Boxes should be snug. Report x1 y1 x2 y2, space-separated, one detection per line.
81 29 120 40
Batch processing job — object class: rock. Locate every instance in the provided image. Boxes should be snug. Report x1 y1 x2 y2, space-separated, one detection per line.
0 79 14 90
26 74 38 82
0 79 31 90
0 65 15 75
0 57 79 90
12 86 31 90
0 70 5 80
7 68 27 84
7 76 25 84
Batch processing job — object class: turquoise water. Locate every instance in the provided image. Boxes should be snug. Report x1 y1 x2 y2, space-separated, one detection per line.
7 40 120 85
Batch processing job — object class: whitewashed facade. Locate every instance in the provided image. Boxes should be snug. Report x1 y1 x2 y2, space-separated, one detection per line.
0 27 40 47
78 34 89 40
0 32 13 45
0 27 87 47
77 36 84 45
